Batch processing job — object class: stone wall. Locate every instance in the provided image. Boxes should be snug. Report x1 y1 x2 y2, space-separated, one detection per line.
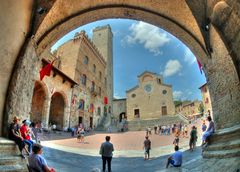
3 40 39 135
206 27 240 130
113 99 126 121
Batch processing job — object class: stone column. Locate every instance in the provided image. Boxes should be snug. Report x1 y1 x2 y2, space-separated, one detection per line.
3 40 40 136
205 26 240 130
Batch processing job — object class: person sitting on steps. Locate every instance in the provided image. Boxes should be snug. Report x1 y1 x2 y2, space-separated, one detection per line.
28 143 56 172
202 116 215 147
166 145 182 168
8 116 29 159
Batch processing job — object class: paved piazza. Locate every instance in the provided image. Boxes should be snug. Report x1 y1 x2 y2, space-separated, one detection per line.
39 121 208 172
39 120 240 172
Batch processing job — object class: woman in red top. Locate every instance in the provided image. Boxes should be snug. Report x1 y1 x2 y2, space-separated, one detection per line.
20 120 34 154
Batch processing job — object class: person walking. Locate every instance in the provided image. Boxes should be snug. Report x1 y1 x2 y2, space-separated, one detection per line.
143 136 151 160
99 136 114 172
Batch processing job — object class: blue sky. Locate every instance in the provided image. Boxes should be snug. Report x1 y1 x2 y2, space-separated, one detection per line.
51 19 206 101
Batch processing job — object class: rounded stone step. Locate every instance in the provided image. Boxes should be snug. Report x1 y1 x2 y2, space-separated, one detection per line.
0 155 25 166
0 164 28 172
204 139 240 151
203 148 240 158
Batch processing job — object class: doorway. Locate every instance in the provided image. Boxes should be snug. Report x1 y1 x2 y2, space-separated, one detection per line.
90 117 93 128
162 106 167 115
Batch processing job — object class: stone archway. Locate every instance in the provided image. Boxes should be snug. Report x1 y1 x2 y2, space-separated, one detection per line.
0 1 239 160
34 2 240 130
49 92 65 130
30 81 48 124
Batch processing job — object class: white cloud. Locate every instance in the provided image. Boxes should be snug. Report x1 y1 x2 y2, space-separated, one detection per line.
173 91 183 100
123 21 170 56
163 60 182 77
184 47 196 65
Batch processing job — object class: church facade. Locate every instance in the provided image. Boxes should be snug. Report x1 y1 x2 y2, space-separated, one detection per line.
126 71 175 121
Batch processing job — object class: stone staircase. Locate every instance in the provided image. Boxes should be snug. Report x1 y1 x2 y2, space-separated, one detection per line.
203 124 240 158
0 137 28 172
95 115 111 131
127 115 188 131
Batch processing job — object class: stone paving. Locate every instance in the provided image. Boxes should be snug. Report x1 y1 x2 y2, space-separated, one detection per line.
39 120 239 172
42 146 240 172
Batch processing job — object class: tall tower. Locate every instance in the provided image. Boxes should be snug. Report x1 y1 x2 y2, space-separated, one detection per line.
92 25 113 119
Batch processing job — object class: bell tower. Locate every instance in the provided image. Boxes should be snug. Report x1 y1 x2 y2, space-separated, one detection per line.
92 25 113 119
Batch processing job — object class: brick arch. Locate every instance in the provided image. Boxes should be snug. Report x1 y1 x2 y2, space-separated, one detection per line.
49 91 68 130
30 80 49 124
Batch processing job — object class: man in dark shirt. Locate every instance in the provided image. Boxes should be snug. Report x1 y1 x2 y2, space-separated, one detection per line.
99 136 114 172
143 136 151 160
8 116 28 158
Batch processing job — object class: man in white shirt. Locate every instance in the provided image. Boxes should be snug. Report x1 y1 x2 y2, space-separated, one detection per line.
166 145 182 168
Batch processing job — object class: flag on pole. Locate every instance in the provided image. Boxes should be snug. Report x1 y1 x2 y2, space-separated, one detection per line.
196 58 203 74
39 60 55 80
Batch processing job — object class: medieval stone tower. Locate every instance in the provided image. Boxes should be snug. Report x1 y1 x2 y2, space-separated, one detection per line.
92 25 113 119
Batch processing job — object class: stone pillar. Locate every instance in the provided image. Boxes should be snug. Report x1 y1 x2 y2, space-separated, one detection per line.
42 96 51 129
3 40 40 136
205 26 240 130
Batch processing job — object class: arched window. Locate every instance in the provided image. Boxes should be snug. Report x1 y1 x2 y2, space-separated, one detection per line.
99 71 102 80
78 99 85 110
83 56 89 65
97 107 101 116
91 81 95 92
93 64 96 73
98 87 101 96
104 77 107 87
81 74 87 85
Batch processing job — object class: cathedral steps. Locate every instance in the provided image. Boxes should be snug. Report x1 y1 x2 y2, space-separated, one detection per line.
202 124 240 158
127 115 188 131
0 137 28 172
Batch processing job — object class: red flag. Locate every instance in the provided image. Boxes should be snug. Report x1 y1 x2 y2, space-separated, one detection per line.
39 60 55 80
104 97 108 105
196 59 203 74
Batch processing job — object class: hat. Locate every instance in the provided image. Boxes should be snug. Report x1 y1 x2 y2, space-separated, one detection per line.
13 116 20 121
23 119 31 125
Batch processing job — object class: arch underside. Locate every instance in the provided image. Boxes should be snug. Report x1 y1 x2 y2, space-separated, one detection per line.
36 4 209 66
